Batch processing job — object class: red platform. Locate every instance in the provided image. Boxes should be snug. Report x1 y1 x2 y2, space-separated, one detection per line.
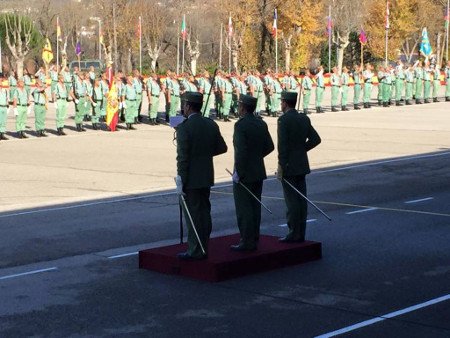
139 234 322 282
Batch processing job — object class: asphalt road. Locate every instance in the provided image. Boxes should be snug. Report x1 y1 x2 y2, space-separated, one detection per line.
0 150 449 337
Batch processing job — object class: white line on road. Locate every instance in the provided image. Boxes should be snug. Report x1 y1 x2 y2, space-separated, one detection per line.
107 252 139 259
346 208 378 215
0 267 58 281
404 197 434 204
1 151 448 219
315 294 450 338
278 219 317 227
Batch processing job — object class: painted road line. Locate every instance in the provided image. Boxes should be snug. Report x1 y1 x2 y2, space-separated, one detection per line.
315 294 450 338
346 208 378 215
0 267 58 281
2 152 449 219
278 219 317 227
107 252 138 259
405 197 434 204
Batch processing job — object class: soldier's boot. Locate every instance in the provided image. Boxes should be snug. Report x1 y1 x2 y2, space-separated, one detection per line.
126 123 136 130
446 97 450 101
383 102 388 107
41 130 48 137
0 132 8 140
303 108 308 114
416 99 422 104
342 105 349 111
138 114 143 122
149 118 155 125
396 101 402 106
92 123 98 130
424 99 431 104
331 106 338 112
406 100 412 105
354 104 361 110
135 117 141 124
36 130 42 137
18 131 28 139
433 98 438 103
60 128 67 136
388 99 392 106
378 100 382 106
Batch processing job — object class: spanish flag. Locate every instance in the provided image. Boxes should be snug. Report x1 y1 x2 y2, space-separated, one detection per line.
42 38 54 64
106 80 119 132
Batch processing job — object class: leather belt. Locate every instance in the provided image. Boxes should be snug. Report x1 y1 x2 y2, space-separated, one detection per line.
35 103 45 106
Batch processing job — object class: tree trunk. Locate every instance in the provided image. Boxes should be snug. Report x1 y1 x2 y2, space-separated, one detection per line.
16 58 24 78
285 47 291 72
151 59 157 72
232 49 238 72
190 59 197 76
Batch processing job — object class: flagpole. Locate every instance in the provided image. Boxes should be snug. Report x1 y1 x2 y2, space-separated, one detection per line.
446 0 449 61
99 20 102 61
181 14 185 74
139 16 142 74
219 23 223 69
385 0 389 67
0 37 2 74
176 32 180 75
228 13 231 73
275 12 278 74
56 17 59 71
328 5 332 73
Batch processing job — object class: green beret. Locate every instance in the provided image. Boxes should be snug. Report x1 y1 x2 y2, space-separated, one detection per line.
238 94 257 106
281 91 298 102
181 91 203 104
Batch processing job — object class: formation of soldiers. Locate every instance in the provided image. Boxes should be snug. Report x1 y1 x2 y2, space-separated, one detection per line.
0 59 449 141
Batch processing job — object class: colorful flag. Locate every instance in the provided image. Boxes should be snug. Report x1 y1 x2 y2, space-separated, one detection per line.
42 38 53 64
180 15 187 40
385 0 390 30
106 80 119 132
359 28 367 45
56 17 62 41
272 9 277 37
228 15 233 37
75 42 82 56
419 27 433 57
136 16 142 38
326 15 332 37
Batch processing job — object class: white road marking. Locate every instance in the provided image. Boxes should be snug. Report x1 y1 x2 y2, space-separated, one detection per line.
315 294 450 338
0 267 58 281
404 197 434 204
346 207 378 215
278 219 317 227
1 151 448 218
107 252 139 259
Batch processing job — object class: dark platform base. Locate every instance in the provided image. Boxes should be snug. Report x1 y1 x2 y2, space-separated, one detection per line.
139 234 322 282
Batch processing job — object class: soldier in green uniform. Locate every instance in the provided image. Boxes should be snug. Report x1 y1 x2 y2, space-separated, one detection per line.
314 65 325 113
395 61 405 106
162 71 171 123
432 64 441 102
35 67 46 84
363 63 374 108
122 75 138 130
146 73 161 125
272 74 282 116
229 72 240 117
352 64 362 110
71 72 89 131
445 61 450 101
83 74 94 122
340 66 350 111
220 75 233 122
8 71 17 103
61 66 73 97
13 78 30 139
253 71 264 115
301 69 313 114
423 61 432 103
263 70 274 116
330 67 340 112
53 74 68 135
389 66 396 105
404 64 414 105
175 91 228 260
377 65 385 106
0 74 9 140
168 72 181 120
99 74 109 122
231 94 274 251
197 71 212 117
91 77 104 130
133 70 144 123
32 78 48 137
414 61 424 104
277 91 321 243
381 67 391 107
88 66 96 85
49 65 59 100
23 69 32 97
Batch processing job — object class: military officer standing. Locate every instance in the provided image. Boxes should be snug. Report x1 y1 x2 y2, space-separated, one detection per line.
377 65 385 106
133 70 144 123
301 69 313 114
71 72 89 131
0 74 9 140
175 91 228 260
13 78 31 139
432 64 441 103
340 66 350 111
445 61 450 101
53 74 68 135
197 71 212 117
423 61 432 103
395 60 405 106
330 67 340 112
231 94 274 251
277 91 321 243
91 77 104 130
146 73 161 125
272 74 282 116
314 65 325 113
362 63 374 108
352 64 362 110
32 78 48 137
168 72 181 121
8 71 17 102
23 69 32 97
414 61 424 104
405 64 414 105
49 65 59 99
122 75 138 130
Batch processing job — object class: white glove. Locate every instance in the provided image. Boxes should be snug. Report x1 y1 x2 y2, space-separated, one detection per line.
232 171 240 184
54 101 58 109
119 102 123 109
84 101 88 108
92 102 97 107
277 164 283 180
75 99 79 104
13 108 18 116
175 175 184 196
122 101 127 109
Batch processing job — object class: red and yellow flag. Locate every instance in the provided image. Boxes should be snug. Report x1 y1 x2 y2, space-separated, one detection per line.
106 81 119 132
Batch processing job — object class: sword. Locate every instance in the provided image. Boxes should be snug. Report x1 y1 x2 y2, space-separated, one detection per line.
179 194 206 255
226 168 272 214
202 68 218 117
278 175 332 222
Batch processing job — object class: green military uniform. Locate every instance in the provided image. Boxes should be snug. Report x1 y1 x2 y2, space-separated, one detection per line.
50 70 58 97
263 75 273 114
220 78 233 121
340 72 349 110
363 69 373 108
146 77 160 124
390 71 396 104
177 93 228 258
14 87 29 134
377 70 384 105
423 67 432 103
197 77 212 117
24 75 32 97
74 78 88 129
91 84 104 128
122 83 138 126
405 68 414 105
395 66 405 104
315 72 325 113
272 78 282 116
32 86 47 134
445 66 450 101
353 70 362 109
302 75 313 114
9 75 17 103
382 71 391 107
0 86 9 139
432 67 440 102
254 76 264 114
167 78 180 118
133 77 143 121
232 96 274 250
415 66 424 103
278 92 321 242
62 70 72 95
54 82 68 134
330 72 340 111
100 79 109 120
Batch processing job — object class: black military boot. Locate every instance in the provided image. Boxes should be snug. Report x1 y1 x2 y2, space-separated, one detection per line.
416 99 422 104
446 97 450 102
406 100 412 105
19 131 28 139
303 108 308 114
378 100 382 106
354 104 360 110
424 99 430 104
331 106 338 112
0 132 8 140
396 101 402 106
135 117 141 124
433 98 438 103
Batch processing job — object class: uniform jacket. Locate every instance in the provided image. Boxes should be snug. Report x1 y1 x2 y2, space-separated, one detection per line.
277 108 321 176
177 113 228 189
233 113 274 183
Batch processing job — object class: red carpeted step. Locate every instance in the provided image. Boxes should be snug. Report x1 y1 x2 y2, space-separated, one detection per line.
139 234 322 282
